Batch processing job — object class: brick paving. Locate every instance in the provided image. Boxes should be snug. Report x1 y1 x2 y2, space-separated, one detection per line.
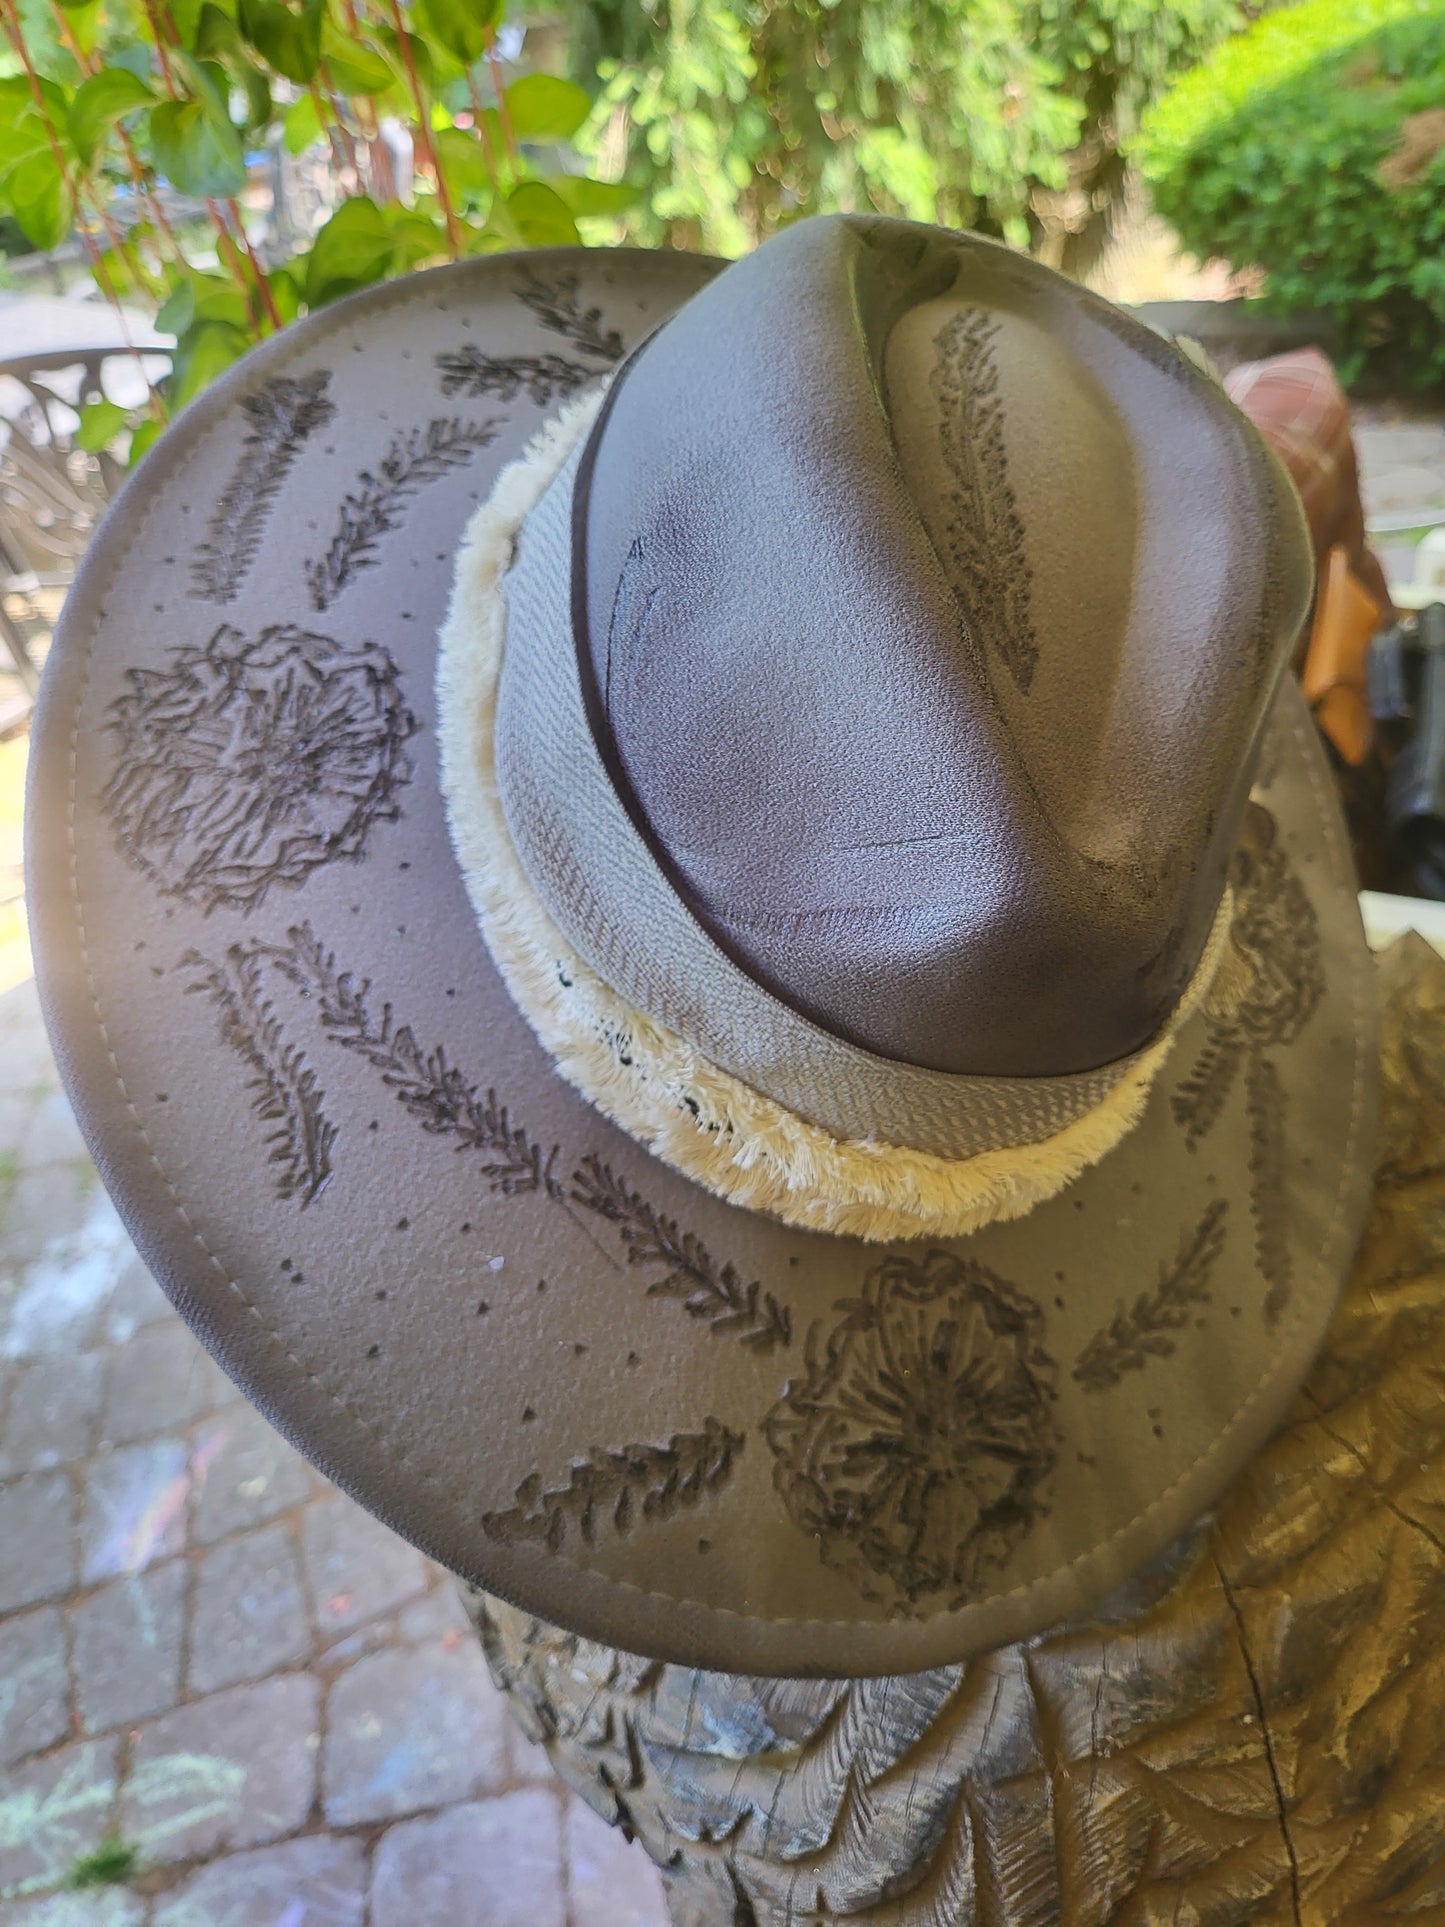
0 964 669 1921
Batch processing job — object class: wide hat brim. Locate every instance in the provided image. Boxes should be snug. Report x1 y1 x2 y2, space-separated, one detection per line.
27 246 1378 1676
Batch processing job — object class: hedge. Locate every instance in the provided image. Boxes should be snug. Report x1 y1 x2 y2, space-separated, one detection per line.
1138 0 1445 388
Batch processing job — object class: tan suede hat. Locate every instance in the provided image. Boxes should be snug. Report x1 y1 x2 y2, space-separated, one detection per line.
26 216 1379 1675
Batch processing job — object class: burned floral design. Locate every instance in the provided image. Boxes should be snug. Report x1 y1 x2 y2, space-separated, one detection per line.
1212 801 1325 1054
765 1251 1059 1614
103 625 416 913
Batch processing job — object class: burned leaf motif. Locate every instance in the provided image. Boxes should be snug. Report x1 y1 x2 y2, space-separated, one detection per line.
515 270 625 362
261 923 564 1201
481 1419 743 1552
931 308 1038 695
1172 1031 1243 1151
435 347 596 407
181 942 335 1206
305 416 500 611
572 1155 791 1353
103 625 416 914
1247 1056 1292 1330
1173 802 1324 1323
765 1251 1058 1614
217 927 791 1347
1074 1200 1229 1392
191 371 336 603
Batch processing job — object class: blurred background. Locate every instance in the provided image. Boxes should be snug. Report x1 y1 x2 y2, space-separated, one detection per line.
0 0 1442 1918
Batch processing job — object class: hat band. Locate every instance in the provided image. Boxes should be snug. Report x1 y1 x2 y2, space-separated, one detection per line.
490 391 1230 1160
436 392 1235 1240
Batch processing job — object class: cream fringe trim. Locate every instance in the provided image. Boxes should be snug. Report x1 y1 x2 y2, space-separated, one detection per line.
436 389 1236 1243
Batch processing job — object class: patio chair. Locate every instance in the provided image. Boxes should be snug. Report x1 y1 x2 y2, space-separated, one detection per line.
0 342 171 736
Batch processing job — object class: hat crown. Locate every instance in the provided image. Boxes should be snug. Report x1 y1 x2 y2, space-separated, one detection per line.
576 215 1313 1078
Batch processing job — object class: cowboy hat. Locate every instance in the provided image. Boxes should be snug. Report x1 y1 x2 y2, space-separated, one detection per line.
25 215 1378 1675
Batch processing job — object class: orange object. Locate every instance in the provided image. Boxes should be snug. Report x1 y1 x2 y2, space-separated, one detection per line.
1301 544 1382 766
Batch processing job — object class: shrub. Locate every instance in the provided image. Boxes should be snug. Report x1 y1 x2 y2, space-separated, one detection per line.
559 0 1240 266
1139 0 1445 388
0 1 626 459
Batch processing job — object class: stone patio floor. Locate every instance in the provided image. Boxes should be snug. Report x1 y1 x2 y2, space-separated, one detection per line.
0 789 667 1919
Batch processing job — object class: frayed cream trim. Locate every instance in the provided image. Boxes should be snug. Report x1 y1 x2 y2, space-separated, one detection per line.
436 389 1233 1243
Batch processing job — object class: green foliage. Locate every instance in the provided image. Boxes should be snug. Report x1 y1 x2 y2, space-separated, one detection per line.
148 93 247 197
75 395 129 445
69 65 154 165
559 0 1239 261
1140 0 1445 388
506 71 590 142
64 1836 141 1888
0 0 624 457
412 0 500 67
237 0 323 84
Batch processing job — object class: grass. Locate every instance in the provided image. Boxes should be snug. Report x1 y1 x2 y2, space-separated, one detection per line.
63 1837 141 1889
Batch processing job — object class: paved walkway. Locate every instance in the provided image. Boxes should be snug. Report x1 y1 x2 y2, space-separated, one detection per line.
0 974 667 1920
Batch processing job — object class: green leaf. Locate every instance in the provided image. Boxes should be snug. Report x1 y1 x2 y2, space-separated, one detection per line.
8 153 74 252
304 194 395 306
168 0 208 48
434 124 494 200
0 73 70 128
154 279 196 336
75 399 130 451
547 174 639 218
148 97 247 198
171 318 250 411
0 118 54 189
461 219 511 254
237 0 323 84
69 67 156 168
505 74 591 144
58 0 105 58
411 0 499 68
318 20 394 96
505 180 579 246
234 58 273 132
193 3 245 57
192 277 252 327
283 90 322 154
267 261 304 322
385 205 447 268
171 52 231 120
371 23 434 94
128 417 165 467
